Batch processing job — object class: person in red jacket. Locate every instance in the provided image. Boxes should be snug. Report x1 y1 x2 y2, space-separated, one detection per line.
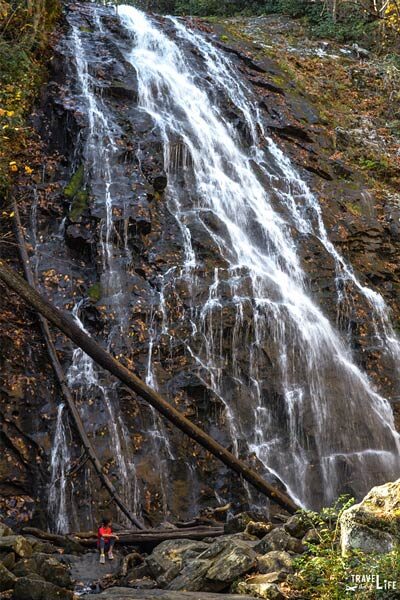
97 516 119 564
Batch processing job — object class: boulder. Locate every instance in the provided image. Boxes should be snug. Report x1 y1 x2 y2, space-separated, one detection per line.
302 529 320 545
340 478 400 555
167 538 257 592
122 563 151 585
225 512 261 534
39 556 73 588
0 562 17 592
204 538 257 584
0 536 32 558
237 575 285 599
283 515 307 539
124 577 157 589
0 523 14 537
11 557 38 577
0 552 15 570
286 536 307 554
254 528 291 554
167 560 211 592
245 521 274 539
28 539 61 555
146 539 209 586
13 576 75 600
257 550 293 575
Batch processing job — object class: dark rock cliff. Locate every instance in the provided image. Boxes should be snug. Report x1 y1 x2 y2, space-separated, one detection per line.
0 3 399 531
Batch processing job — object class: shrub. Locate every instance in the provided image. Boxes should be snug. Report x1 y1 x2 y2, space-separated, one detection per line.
292 496 400 599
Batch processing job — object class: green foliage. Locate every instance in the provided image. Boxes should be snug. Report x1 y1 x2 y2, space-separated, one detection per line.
88 283 102 302
129 0 376 45
131 0 268 17
64 165 90 221
0 1 61 195
64 165 85 200
292 496 400 599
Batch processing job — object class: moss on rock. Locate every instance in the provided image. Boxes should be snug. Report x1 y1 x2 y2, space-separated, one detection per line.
64 165 85 199
88 282 102 303
64 165 89 221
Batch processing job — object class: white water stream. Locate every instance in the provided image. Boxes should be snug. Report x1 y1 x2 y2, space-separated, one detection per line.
118 5 400 508
48 404 71 533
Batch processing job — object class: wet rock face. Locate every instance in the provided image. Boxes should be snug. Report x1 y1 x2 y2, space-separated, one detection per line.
1 1 400 530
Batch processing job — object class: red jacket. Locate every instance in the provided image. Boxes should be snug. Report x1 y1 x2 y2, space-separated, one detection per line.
97 525 112 546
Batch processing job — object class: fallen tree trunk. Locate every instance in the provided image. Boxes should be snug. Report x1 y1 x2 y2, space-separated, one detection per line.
23 525 224 547
11 200 144 530
0 259 299 514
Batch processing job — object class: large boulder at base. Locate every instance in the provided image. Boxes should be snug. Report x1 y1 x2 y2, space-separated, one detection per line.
340 478 400 555
283 515 308 539
146 539 209 586
254 528 291 554
39 555 73 588
0 562 17 592
0 536 32 558
167 538 257 592
257 551 293 576
13 576 75 600
204 539 257 584
236 576 285 599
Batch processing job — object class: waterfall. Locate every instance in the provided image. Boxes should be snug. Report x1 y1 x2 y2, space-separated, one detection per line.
51 24 141 526
48 404 71 533
118 5 400 508
66 301 140 523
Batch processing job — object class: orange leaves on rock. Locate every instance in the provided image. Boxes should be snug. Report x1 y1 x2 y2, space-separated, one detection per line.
42 269 61 288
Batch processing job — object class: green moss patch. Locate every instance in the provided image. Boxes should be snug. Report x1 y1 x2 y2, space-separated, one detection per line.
345 202 362 217
64 165 85 199
64 165 90 221
88 282 102 303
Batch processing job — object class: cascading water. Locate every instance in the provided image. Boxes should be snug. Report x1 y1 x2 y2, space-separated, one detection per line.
48 404 71 533
35 0 400 528
66 301 140 521
45 19 141 529
117 4 400 508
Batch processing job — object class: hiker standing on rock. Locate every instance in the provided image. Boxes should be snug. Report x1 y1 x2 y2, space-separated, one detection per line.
97 516 119 564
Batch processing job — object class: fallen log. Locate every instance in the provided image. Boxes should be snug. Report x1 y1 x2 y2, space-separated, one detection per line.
21 527 85 553
0 259 299 514
11 198 144 530
23 525 225 547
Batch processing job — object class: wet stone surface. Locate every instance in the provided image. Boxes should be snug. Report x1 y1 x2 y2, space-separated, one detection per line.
1 1 399 532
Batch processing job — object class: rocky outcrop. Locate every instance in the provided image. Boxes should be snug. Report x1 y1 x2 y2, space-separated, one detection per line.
340 478 400 555
13 576 75 600
83 590 259 600
146 539 210 586
0 523 75 599
236 576 285 599
112 517 307 598
0 536 32 559
256 551 293 576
